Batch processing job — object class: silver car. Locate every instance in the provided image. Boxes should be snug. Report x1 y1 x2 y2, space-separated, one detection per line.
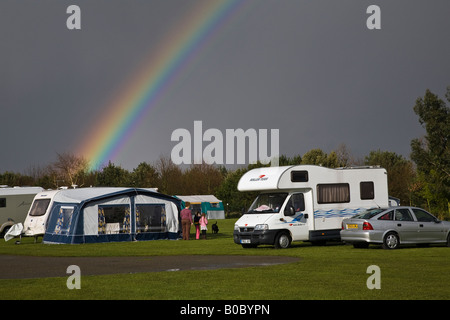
341 206 450 249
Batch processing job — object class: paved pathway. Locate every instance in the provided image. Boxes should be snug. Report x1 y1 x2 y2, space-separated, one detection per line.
0 255 299 279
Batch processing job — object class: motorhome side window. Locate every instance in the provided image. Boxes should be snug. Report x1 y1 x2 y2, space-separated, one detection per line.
360 181 375 200
29 199 51 216
291 170 308 182
317 183 350 204
0 198 5 208
136 204 167 233
285 193 305 212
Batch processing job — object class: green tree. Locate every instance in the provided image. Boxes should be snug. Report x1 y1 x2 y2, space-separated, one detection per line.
278 154 302 166
411 87 450 217
131 162 160 188
52 152 88 188
0 171 32 186
96 161 131 187
155 156 184 195
364 150 415 206
184 163 224 195
301 149 327 166
301 149 343 168
215 166 258 215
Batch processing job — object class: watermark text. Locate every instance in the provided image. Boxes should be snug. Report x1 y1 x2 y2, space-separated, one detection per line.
171 121 279 167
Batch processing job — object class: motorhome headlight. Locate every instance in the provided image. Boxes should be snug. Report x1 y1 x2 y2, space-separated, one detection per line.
234 224 239 231
254 224 269 231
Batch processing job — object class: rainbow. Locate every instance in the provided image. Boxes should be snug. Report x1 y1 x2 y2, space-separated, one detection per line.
78 0 246 171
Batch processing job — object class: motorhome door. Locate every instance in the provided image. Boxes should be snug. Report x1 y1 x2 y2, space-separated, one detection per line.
281 192 310 241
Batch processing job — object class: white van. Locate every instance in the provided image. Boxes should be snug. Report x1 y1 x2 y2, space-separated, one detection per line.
233 165 390 248
0 186 44 236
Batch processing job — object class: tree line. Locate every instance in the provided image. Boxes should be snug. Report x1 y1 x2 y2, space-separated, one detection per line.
1 88 449 219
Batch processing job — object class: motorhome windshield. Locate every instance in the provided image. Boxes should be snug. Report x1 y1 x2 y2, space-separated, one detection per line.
29 199 51 216
248 193 288 213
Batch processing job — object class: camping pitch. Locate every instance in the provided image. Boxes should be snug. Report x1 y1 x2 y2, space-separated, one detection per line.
40 188 181 244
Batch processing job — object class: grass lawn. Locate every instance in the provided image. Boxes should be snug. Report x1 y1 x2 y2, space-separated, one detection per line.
1 218 449 300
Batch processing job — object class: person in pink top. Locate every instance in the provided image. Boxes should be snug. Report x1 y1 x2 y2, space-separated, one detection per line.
180 202 193 240
199 212 208 239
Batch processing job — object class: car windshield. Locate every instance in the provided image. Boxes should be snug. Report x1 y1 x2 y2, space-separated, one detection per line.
248 193 288 213
352 208 385 219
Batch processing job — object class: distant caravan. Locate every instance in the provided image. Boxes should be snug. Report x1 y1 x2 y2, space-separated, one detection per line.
0 186 44 236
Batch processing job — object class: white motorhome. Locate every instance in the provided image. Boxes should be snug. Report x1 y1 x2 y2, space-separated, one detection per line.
233 165 390 248
0 186 44 236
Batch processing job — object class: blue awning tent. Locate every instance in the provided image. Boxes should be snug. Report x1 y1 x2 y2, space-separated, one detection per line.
43 188 181 244
175 195 225 219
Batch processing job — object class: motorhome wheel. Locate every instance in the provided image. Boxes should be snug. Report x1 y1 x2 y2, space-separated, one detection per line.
275 231 291 249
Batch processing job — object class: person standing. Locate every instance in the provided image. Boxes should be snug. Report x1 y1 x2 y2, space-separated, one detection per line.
199 212 208 239
180 202 193 240
194 211 201 240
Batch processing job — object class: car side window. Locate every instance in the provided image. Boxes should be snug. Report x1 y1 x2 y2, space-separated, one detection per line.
412 209 435 222
394 209 413 221
378 210 393 220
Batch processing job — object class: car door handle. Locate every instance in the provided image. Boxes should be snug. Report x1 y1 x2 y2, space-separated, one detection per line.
397 223 402 227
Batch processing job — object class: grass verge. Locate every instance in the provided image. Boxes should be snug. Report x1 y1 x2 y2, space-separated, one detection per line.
1 219 449 300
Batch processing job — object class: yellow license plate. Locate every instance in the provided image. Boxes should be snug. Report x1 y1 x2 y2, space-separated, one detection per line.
347 224 358 229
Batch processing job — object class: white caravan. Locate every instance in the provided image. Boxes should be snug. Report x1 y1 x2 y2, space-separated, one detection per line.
23 190 59 238
0 186 44 236
233 165 390 248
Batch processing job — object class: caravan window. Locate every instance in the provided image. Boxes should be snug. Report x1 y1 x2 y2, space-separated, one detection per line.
136 204 166 233
29 199 51 216
0 198 5 208
317 183 350 204
54 206 74 235
98 205 131 234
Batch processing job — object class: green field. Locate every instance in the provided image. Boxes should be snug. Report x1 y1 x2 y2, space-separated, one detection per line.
1 218 449 300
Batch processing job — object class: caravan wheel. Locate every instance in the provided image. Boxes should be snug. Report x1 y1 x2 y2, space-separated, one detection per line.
274 231 291 249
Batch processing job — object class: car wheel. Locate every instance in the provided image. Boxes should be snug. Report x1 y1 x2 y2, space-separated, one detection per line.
447 233 450 247
274 231 291 249
383 232 399 249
